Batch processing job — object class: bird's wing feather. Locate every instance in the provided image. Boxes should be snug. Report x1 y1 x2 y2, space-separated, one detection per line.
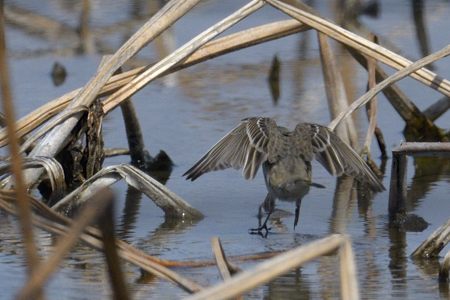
184 117 272 180
302 123 385 192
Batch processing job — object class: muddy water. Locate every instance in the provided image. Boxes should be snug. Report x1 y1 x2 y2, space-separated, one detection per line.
1 0 449 299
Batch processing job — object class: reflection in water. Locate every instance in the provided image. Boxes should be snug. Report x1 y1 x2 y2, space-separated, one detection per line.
406 157 450 212
135 215 201 258
267 54 281 105
411 0 433 69
263 268 312 300
329 176 356 234
118 152 174 241
318 255 340 300
118 186 143 241
387 226 408 299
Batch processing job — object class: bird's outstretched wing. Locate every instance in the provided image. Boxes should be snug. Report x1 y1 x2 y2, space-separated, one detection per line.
184 117 273 181
297 123 385 192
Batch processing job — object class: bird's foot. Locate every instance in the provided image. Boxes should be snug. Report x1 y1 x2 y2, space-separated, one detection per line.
248 223 271 238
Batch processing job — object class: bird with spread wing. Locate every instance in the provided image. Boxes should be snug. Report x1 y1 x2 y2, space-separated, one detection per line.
184 117 384 235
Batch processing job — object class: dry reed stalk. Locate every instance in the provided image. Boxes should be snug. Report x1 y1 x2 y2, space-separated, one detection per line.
19 105 88 153
211 237 241 281
23 0 203 186
389 142 450 154
0 3 41 296
16 189 114 300
339 239 359 300
104 148 129 157
328 44 450 131
412 219 450 259
185 235 350 300
51 164 203 219
212 237 232 280
0 157 66 197
0 19 309 149
266 0 450 97
362 54 378 155
317 32 357 147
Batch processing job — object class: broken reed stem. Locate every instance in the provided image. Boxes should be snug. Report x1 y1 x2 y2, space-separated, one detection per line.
211 237 241 281
412 219 450 259
329 44 450 131
51 164 203 219
24 0 203 186
211 237 232 280
116 66 149 167
266 0 450 97
0 19 309 149
374 127 387 159
0 0 41 289
388 150 408 219
439 251 450 282
16 189 114 300
102 0 265 112
424 96 450 121
186 235 346 300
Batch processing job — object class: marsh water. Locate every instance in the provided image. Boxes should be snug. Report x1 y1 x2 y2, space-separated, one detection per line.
1 0 450 299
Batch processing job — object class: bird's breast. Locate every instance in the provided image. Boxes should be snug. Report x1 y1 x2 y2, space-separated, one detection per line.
263 157 311 200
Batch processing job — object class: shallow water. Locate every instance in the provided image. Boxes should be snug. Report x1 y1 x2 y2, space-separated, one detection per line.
1 0 449 299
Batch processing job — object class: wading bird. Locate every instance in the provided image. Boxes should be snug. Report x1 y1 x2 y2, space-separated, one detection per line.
184 117 384 235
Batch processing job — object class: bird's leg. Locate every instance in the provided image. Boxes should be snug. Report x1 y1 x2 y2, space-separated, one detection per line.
294 198 302 229
250 193 274 237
